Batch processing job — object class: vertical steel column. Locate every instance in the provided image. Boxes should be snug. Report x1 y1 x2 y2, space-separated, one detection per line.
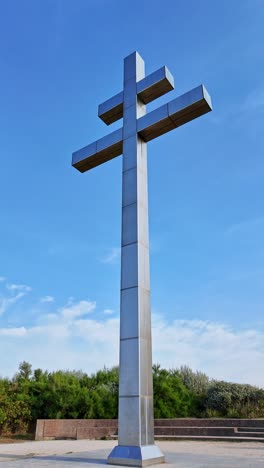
108 52 164 467
72 49 212 467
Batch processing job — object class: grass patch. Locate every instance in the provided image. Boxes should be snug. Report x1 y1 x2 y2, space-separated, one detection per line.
0 434 34 444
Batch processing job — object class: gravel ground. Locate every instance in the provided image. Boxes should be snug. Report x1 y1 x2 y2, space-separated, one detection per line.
0 439 263 467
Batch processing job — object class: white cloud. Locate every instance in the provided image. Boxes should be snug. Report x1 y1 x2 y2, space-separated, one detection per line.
66 296 75 305
40 295 55 303
0 300 118 378
0 327 27 337
104 308 115 315
242 88 264 114
72 317 118 344
100 247 120 264
0 292 26 316
0 276 6 282
0 282 32 316
225 216 264 236
152 315 264 387
6 284 32 293
0 298 263 388
61 300 96 319
210 87 264 128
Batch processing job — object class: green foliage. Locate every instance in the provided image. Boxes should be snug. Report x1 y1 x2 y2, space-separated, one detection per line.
0 361 263 435
18 361 32 381
153 365 192 417
205 380 264 418
0 379 31 434
0 363 119 434
177 365 209 395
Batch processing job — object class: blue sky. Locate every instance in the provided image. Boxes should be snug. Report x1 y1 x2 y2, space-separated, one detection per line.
0 0 263 385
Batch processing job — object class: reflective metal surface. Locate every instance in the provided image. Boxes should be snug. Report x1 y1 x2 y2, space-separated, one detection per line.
73 58 212 172
98 65 174 125
98 91 123 126
72 51 212 466
137 66 174 104
138 85 212 142
109 51 162 465
72 128 123 172
108 444 165 467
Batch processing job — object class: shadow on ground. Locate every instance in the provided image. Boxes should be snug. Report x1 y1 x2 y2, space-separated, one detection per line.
34 456 106 464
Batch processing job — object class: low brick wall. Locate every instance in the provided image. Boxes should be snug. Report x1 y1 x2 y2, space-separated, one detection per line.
155 418 264 428
35 419 118 441
35 418 264 441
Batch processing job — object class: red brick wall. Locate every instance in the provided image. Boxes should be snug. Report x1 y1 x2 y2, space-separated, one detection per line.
35 418 264 440
35 419 118 440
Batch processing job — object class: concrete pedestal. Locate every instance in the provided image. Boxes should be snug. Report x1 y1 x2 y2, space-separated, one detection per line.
108 444 164 467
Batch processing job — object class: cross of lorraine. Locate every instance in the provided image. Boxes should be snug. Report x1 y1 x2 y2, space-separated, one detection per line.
72 51 212 467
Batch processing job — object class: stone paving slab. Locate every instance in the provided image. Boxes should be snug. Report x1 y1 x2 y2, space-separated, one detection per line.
0 440 263 467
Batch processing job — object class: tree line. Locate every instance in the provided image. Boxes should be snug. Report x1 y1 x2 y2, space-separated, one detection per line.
0 361 264 435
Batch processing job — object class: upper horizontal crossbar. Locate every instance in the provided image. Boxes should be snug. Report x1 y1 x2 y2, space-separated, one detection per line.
72 85 212 173
98 66 174 125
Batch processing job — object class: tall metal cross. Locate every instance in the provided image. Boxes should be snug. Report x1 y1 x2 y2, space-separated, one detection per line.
72 51 212 467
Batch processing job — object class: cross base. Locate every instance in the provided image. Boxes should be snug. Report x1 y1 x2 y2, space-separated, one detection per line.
107 444 165 467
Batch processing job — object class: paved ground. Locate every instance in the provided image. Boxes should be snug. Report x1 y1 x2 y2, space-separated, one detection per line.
0 439 263 467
